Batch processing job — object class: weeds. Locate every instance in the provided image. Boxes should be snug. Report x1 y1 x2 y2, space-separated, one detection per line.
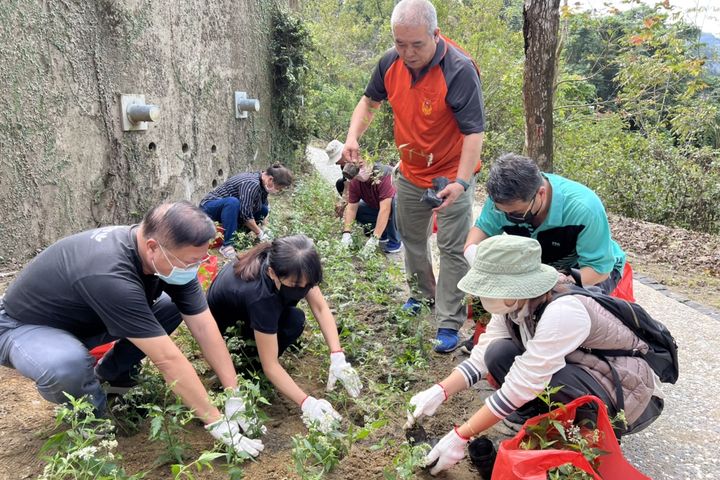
145 384 195 465
39 394 145 479
383 442 432 480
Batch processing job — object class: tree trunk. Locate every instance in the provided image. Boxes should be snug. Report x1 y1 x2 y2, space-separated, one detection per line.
523 0 560 172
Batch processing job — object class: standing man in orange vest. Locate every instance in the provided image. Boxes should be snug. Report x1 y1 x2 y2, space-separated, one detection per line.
342 0 485 352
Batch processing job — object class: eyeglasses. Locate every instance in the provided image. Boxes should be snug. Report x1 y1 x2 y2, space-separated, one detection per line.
494 190 539 222
157 243 210 269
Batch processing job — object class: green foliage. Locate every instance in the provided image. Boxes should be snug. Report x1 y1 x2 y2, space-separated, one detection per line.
171 451 226 480
383 442 431 480
144 384 195 465
271 6 313 163
39 394 146 479
291 423 348 478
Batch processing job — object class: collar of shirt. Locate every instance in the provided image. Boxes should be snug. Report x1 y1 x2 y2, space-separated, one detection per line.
408 36 448 85
257 172 267 193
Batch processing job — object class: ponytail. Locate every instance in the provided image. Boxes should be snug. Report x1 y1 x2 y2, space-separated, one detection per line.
233 242 272 281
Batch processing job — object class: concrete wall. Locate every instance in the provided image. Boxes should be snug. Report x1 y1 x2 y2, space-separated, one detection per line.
0 0 280 265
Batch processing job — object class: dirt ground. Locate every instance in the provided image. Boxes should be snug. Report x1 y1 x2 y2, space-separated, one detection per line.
0 198 718 478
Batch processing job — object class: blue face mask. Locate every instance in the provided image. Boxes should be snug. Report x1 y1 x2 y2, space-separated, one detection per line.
152 244 201 285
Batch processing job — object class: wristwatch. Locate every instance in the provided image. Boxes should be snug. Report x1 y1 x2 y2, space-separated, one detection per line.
455 178 471 191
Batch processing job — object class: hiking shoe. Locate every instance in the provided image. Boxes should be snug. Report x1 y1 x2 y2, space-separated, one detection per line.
383 240 403 254
219 245 236 259
402 297 423 316
434 328 460 353
459 337 474 355
95 368 138 396
501 411 527 433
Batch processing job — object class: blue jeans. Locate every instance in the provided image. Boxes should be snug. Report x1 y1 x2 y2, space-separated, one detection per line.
201 198 269 247
355 197 400 244
0 294 182 416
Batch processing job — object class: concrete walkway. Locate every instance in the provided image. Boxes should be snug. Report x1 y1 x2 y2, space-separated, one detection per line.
306 146 720 480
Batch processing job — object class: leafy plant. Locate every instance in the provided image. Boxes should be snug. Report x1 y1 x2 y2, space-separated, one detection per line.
291 423 348 478
171 451 226 480
383 442 432 480
144 383 194 465
39 393 145 479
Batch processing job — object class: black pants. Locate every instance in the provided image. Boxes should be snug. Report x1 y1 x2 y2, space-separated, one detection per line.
218 307 306 358
485 339 616 421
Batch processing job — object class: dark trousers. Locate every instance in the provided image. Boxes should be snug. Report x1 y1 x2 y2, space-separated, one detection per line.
355 198 401 244
218 307 306 358
485 338 616 420
201 198 269 247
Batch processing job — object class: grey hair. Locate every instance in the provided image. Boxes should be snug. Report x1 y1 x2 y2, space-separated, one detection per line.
391 0 438 37
486 154 544 204
142 201 216 249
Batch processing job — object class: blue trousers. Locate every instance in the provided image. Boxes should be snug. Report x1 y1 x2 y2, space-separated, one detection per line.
0 294 182 415
201 198 269 247
355 198 400 244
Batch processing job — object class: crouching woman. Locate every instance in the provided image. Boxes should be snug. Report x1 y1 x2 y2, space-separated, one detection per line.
207 234 362 432
406 235 662 475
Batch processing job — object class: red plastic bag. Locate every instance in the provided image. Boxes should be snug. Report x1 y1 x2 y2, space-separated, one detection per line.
492 395 649 480
610 262 635 302
89 341 115 365
197 255 219 291
209 225 225 250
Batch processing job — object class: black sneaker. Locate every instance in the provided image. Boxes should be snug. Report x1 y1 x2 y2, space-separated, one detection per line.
459 337 474 355
501 411 527 433
95 368 138 396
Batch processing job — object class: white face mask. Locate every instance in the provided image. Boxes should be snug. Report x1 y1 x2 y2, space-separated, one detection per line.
480 297 520 315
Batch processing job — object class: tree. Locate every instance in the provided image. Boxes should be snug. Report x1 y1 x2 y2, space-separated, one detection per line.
522 0 560 171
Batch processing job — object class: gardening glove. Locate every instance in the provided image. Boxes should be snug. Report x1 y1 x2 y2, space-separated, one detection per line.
300 396 342 433
341 232 353 247
206 416 264 458
425 427 469 476
360 235 379 258
464 243 478 265
326 351 362 397
405 384 447 428
225 390 267 436
258 229 272 242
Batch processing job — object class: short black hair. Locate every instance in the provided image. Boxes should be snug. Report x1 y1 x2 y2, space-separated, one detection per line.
486 153 544 204
142 201 215 248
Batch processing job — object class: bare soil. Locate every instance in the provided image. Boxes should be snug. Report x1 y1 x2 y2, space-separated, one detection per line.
1 202 718 478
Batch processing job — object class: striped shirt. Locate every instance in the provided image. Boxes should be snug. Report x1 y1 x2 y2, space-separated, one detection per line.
200 172 267 221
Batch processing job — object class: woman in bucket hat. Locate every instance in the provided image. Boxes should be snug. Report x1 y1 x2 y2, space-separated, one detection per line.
405 235 661 476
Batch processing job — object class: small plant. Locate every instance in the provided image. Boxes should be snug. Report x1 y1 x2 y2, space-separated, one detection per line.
383 442 432 480
291 422 348 478
214 376 271 440
518 386 610 479
39 393 145 479
171 451 227 480
144 383 194 465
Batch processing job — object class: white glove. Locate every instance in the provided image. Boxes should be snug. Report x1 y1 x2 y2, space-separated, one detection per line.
258 229 272 242
225 390 267 437
425 427 469 476
326 351 362 397
206 416 264 458
464 243 478 265
404 384 447 428
360 235 380 258
341 232 352 247
300 396 342 433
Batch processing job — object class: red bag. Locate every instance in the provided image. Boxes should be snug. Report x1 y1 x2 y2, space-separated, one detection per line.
209 225 225 250
492 395 649 480
197 255 219 291
89 341 115 365
609 262 635 302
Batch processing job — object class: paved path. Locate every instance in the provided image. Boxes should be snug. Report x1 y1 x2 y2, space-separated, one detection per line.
306 146 720 480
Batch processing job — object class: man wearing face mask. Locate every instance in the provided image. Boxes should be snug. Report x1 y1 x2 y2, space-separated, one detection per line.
464 153 626 294
207 235 362 434
0 202 264 458
340 159 402 256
